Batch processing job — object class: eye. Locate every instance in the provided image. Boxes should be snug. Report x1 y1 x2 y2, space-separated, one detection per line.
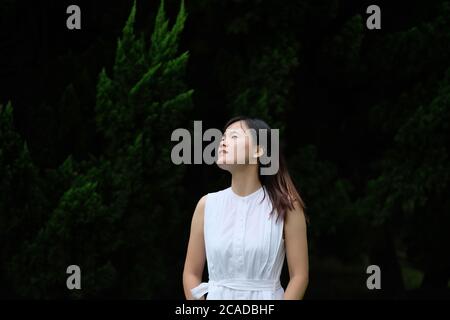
231 135 238 139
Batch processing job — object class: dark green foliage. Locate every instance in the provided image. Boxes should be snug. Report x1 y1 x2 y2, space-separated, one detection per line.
0 102 49 297
1 0 450 299
2 0 192 298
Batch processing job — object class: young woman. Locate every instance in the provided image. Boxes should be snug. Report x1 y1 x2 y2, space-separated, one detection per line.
183 116 309 300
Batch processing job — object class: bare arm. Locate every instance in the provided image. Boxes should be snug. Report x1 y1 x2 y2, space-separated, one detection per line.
182 195 207 300
283 201 309 300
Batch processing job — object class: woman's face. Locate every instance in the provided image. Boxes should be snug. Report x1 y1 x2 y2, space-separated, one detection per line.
216 120 259 171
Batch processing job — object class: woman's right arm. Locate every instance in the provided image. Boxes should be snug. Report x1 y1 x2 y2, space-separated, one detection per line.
182 195 207 300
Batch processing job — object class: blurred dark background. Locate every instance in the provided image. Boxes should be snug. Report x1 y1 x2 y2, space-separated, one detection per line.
1 0 449 299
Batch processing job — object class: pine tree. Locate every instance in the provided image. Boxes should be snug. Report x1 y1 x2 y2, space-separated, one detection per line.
6 0 193 298
358 2 450 294
0 102 47 298
94 0 193 297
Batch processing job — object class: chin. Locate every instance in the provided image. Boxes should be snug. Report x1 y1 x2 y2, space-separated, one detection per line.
216 162 233 172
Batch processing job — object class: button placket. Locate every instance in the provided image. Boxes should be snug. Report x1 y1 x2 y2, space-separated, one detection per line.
240 200 249 268
234 199 242 270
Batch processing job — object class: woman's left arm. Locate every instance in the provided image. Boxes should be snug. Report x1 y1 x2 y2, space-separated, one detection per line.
283 201 309 300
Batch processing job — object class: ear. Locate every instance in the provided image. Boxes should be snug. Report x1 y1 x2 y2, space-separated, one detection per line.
253 145 265 158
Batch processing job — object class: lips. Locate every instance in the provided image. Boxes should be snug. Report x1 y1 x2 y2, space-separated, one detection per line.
219 150 228 154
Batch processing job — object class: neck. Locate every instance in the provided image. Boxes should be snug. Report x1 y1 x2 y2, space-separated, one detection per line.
230 165 262 197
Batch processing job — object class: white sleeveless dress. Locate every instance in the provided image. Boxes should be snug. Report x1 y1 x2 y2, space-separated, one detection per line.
191 186 286 300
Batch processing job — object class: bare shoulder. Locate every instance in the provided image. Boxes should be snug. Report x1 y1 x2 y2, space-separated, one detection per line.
198 194 208 210
284 200 307 229
193 194 208 219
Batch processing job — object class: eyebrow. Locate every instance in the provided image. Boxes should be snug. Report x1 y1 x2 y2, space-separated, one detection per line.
225 128 245 132
225 129 241 134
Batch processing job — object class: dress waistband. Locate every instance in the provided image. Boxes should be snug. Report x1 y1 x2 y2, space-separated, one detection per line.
190 278 282 300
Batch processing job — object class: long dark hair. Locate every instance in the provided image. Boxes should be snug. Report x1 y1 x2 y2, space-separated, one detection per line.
223 116 308 224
